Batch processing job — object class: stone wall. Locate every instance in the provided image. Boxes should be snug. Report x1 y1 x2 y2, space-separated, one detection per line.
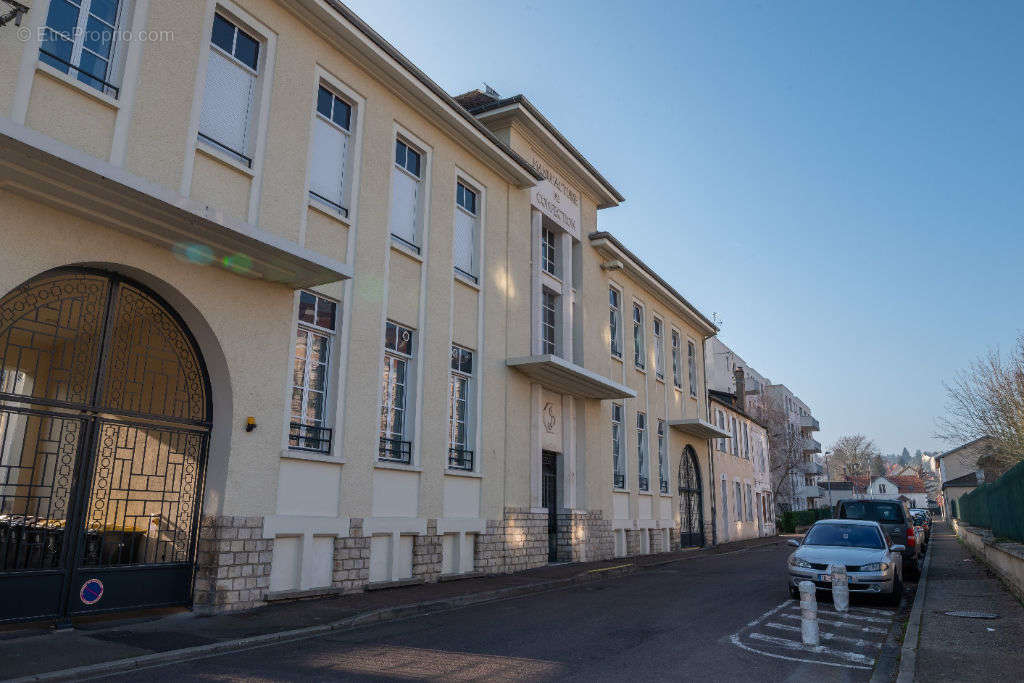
556 510 614 563
475 507 549 574
412 519 442 582
668 527 681 552
625 529 641 556
193 515 272 612
332 518 369 592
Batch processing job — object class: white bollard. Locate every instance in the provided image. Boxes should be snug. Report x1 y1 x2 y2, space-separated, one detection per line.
830 562 849 613
799 580 819 646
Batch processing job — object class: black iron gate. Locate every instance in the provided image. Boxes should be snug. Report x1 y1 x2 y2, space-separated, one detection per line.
678 446 704 547
542 452 558 562
0 269 211 623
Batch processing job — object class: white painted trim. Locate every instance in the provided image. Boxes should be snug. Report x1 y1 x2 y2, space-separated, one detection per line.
530 383 542 509
180 0 217 197
436 518 487 535
110 0 150 166
10 0 51 124
34 62 121 110
262 515 350 538
363 517 428 536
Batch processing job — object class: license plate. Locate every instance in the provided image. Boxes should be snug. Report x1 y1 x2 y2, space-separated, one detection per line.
818 574 847 582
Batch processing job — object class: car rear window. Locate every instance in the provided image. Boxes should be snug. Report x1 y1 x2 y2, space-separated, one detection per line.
839 501 903 523
804 524 885 549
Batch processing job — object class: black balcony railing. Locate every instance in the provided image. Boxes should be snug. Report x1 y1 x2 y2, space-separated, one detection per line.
197 132 253 167
379 437 412 464
614 473 625 489
309 190 349 218
39 48 120 97
289 422 332 454
638 475 649 491
448 447 474 471
660 479 669 494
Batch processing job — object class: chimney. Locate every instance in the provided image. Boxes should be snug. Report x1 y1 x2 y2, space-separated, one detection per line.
733 367 746 414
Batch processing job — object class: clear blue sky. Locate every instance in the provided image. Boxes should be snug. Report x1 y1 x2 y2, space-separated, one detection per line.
345 0 1024 455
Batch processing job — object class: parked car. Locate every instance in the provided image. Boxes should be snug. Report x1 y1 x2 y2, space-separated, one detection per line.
834 499 923 578
909 508 932 544
787 519 904 605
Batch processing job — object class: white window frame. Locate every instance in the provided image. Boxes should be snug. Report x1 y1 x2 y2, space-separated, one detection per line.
38 0 130 98
609 285 623 359
380 321 415 463
652 316 665 380
636 410 649 491
657 419 668 494
612 402 625 489
541 286 559 355
389 133 428 254
633 302 646 371
308 79 356 218
671 328 682 389
735 480 743 521
288 291 339 454
448 345 474 470
731 416 739 456
687 337 698 397
721 475 729 525
541 226 558 277
453 177 482 283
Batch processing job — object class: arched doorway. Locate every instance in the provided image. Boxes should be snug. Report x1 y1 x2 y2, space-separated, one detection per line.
0 268 211 623
678 446 704 547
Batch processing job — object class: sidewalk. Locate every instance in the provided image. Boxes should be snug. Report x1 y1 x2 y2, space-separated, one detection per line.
909 522 1024 681
0 534 783 681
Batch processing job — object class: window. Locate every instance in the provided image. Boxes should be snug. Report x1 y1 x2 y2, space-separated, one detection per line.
743 422 749 459
541 288 558 355
879 483 887 493
453 182 479 282
657 419 668 493
199 13 261 165
717 409 727 452
746 484 754 521
633 304 645 369
731 417 739 455
636 411 649 491
390 139 423 252
612 403 625 488
448 346 474 470
289 292 337 453
687 340 698 397
380 321 414 463
653 318 665 380
735 481 742 520
721 477 729 524
309 84 353 217
671 330 682 389
40 0 125 96
541 227 558 276
609 287 622 358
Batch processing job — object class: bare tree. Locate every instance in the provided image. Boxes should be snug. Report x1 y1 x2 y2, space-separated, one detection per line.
751 392 803 512
937 336 1024 471
829 434 880 478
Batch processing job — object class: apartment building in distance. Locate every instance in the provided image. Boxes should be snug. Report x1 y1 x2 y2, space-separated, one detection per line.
0 0 728 624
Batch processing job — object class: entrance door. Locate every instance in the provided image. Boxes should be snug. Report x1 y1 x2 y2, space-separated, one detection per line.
542 452 558 562
0 269 211 623
678 446 704 547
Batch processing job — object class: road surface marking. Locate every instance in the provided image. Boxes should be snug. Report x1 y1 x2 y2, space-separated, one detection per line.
764 622 882 648
778 612 887 633
748 632 875 664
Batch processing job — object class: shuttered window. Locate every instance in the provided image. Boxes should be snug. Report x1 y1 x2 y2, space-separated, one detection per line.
309 85 352 217
453 182 478 281
389 139 422 252
199 14 260 165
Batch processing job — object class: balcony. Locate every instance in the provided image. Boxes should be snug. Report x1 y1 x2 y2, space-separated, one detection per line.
669 418 731 440
507 354 635 400
795 485 822 499
802 437 822 454
288 422 333 454
797 461 824 475
799 415 820 431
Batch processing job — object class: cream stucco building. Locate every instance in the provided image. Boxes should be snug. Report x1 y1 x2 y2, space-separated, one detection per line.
0 0 729 623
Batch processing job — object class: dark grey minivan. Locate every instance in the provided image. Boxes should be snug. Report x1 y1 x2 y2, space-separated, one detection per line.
834 499 923 578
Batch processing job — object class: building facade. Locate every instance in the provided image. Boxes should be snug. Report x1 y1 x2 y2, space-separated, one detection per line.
0 0 729 623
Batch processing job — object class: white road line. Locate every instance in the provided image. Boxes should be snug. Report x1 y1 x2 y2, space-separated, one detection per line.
729 634 871 671
748 632 876 665
764 622 882 648
778 613 887 633
783 605 892 623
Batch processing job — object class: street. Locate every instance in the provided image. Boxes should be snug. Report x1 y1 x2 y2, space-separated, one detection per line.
97 543 910 682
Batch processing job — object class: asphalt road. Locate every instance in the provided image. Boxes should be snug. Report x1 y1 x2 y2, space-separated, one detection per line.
98 543 909 682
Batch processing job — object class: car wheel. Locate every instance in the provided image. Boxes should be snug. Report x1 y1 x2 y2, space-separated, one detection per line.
905 556 921 580
886 575 903 606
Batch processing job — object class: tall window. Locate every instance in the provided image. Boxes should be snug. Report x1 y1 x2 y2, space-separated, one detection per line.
290 292 337 453
653 318 665 380
671 330 682 389
390 139 423 253
735 481 742 521
636 411 649 491
687 339 698 397
743 422 750 458
633 303 645 369
454 182 479 282
448 346 474 470
541 227 558 276
746 484 754 521
657 419 668 493
199 13 261 165
380 321 414 463
731 416 739 455
541 288 558 355
40 0 125 96
612 403 625 488
717 409 727 452
721 477 729 525
310 84 353 217
609 287 622 358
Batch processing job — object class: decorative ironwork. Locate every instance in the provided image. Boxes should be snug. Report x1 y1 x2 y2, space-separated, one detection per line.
379 437 411 464
614 473 625 489
678 446 704 547
0 268 211 622
0 2 29 29
660 479 669 494
289 422 332 454
638 475 649 491
448 447 473 471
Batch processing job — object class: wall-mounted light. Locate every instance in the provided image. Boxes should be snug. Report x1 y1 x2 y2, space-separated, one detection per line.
0 1 28 28
245 416 257 432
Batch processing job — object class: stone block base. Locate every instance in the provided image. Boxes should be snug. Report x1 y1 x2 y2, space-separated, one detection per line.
556 510 613 563
332 518 369 592
194 515 272 612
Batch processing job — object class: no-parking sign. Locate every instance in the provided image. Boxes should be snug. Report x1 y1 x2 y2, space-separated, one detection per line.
80 578 104 605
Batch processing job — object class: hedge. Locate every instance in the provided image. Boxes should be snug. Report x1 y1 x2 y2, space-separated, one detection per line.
955 458 1024 542
778 507 832 534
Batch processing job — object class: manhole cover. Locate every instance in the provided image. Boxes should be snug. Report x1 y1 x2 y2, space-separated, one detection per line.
943 611 999 619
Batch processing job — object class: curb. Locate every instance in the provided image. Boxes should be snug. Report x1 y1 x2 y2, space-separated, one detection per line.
895 543 934 683
5 538 781 682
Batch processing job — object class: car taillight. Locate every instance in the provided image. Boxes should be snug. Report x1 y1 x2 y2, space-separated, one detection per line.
906 527 915 548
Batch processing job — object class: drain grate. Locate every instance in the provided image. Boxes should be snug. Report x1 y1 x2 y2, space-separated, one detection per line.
943 610 999 619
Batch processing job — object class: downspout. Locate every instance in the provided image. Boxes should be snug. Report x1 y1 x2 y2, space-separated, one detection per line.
703 332 717 547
